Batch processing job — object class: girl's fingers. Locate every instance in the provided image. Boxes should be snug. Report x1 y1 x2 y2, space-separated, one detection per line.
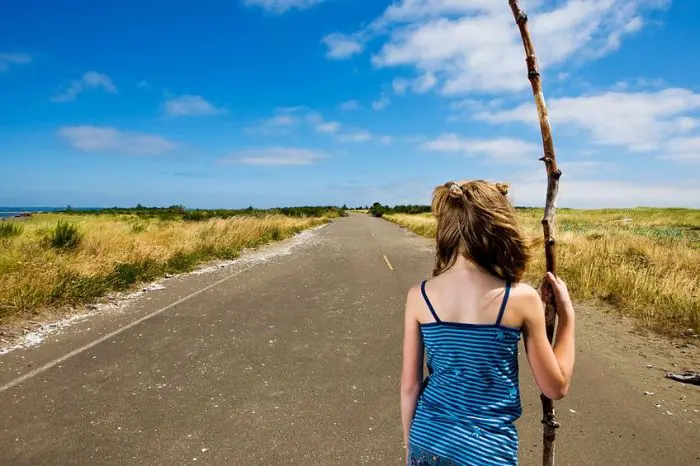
547 272 563 286
546 272 557 285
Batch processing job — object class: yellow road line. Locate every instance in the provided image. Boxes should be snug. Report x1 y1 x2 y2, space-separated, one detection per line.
383 254 394 271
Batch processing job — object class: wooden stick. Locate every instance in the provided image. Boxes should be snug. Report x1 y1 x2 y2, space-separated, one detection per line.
507 2 562 465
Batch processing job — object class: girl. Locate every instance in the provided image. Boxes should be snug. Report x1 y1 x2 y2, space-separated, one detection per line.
401 180 575 465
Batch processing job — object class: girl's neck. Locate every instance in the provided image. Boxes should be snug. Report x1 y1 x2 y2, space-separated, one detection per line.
451 254 480 273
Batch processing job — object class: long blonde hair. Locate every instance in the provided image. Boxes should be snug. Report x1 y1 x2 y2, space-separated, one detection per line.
431 180 530 282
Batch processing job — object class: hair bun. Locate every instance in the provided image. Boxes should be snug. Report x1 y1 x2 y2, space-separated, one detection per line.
448 182 463 199
495 183 509 196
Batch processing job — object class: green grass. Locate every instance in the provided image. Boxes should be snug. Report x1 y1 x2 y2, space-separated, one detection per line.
129 219 150 234
62 205 348 221
48 221 83 250
0 222 23 238
0 213 331 323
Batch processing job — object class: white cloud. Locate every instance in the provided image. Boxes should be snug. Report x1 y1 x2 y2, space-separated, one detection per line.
423 133 539 162
611 77 666 92
448 98 504 121
338 131 372 143
164 95 224 116
327 0 668 95
338 100 360 111
373 15 522 94
511 176 700 208
268 114 297 126
246 112 300 134
393 73 436 94
0 52 31 71
246 108 381 147
303 112 343 134
562 160 615 175
322 33 364 60
316 121 341 134
222 147 326 165
51 71 116 103
305 111 375 142
414 72 437 93
661 136 700 164
372 94 391 110
304 112 324 125
625 16 645 33
477 88 700 157
393 78 409 95
243 0 325 13
247 109 378 145
59 126 177 155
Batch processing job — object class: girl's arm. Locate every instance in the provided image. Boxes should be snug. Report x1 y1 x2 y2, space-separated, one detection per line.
401 286 424 448
521 273 576 400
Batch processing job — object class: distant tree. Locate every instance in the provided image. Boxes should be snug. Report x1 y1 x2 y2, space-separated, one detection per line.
393 204 431 214
65 204 73 212
369 202 386 218
167 205 186 214
136 203 144 209
341 204 348 210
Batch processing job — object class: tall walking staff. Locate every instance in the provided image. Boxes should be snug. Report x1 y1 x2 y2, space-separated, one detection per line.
507 1 563 465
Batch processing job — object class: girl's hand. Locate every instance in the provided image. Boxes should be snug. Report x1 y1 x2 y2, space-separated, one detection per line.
541 272 574 318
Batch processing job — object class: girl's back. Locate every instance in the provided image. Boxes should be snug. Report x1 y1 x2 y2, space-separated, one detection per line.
409 269 522 465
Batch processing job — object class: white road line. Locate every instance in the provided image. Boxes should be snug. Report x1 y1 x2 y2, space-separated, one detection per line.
0 265 255 394
371 232 376 238
383 255 394 271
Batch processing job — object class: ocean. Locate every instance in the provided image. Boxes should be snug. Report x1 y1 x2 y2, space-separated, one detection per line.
0 207 78 219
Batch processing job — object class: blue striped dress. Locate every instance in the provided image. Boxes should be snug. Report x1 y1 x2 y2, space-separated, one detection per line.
409 280 522 465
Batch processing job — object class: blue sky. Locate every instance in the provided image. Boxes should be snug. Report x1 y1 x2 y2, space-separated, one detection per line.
1 0 699 208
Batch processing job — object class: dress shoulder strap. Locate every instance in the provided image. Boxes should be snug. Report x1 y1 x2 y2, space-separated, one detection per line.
420 280 441 323
495 281 512 326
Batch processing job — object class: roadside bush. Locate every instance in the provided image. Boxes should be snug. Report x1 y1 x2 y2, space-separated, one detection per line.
182 211 207 222
49 221 83 250
0 222 23 238
130 219 150 233
369 202 387 218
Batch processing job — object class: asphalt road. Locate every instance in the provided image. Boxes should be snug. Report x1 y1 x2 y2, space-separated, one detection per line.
1 214 698 465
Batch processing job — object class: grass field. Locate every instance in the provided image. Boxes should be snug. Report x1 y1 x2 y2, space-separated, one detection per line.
0 212 335 324
385 208 699 337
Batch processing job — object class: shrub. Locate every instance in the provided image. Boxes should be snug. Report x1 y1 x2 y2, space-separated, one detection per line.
369 202 386 218
0 222 23 238
110 260 159 290
49 221 83 250
182 211 207 222
130 219 150 233
166 251 202 273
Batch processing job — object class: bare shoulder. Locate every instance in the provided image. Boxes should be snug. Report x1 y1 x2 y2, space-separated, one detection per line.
510 282 540 299
405 282 425 317
508 282 543 318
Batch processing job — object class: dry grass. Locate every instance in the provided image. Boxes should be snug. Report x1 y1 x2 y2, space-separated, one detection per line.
385 208 699 336
0 213 329 323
